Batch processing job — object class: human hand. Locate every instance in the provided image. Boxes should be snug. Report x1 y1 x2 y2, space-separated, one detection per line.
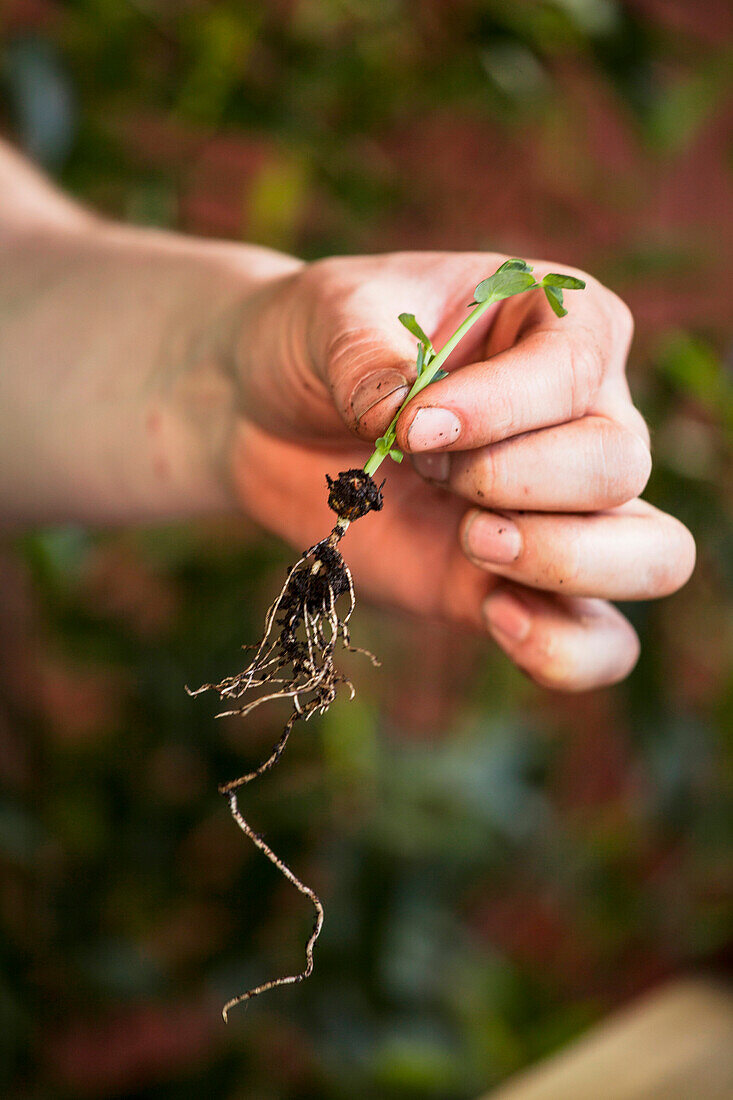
231 251 695 692
0 144 694 689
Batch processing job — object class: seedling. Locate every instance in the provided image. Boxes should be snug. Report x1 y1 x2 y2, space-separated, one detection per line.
189 259 585 1020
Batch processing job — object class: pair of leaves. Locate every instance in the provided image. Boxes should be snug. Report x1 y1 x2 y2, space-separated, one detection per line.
473 258 585 317
373 427 403 462
541 271 586 317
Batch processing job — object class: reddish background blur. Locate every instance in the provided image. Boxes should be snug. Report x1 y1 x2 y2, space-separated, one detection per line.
0 2 731 1098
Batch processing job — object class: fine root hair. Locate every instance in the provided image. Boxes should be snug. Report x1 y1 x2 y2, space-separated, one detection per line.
188 524 378 1020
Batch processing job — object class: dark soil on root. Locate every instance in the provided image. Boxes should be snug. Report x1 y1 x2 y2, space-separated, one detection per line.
326 468 384 521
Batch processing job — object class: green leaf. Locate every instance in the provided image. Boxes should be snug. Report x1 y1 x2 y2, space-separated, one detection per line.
388 448 404 463
543 285 567 317
496 258 533 274
473 269 537 303
656 332 733 430
430 368 450 381
541 272 586 290
375 431 395 453
415 342 425 377
399 313 433 349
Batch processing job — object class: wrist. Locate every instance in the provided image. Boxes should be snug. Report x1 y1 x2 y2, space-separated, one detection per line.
90 221 305 521
0 210 303 524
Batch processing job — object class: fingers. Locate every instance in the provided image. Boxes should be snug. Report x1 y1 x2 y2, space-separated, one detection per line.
593 374 651 447
460 500 696 600
482 584 641 691
395 321 612 452
413 415 651 512
305 252 635 458
231 417 489 623
394 270 634 455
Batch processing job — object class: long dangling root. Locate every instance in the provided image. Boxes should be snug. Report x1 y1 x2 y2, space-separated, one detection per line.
188 472 384 1021
220 793 324 1021
219 716 324 1022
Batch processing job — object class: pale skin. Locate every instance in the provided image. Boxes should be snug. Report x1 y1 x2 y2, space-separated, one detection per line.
0 139 696 691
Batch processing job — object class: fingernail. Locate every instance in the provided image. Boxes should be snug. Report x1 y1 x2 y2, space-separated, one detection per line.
351 370 409 423
412 453 450 483
407 407 461 452
483 591 531 643
465 512 522 564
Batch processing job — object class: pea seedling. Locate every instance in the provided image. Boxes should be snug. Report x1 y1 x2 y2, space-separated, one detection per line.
188 259 585 1020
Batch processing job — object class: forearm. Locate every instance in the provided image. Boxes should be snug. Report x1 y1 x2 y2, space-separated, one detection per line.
0 141 302 525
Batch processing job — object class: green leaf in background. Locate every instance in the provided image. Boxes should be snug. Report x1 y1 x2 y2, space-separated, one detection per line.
415 342 425 377
473 269 537 303
247 153 309 251
541 272 586 290
543 284 568 317
656 332 733 432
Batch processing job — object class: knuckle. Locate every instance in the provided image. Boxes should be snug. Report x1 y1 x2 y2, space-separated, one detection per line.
589 283 634 365
527 327 602 421
303 255 347 293
533 328 604 420
625 405 651 448
568 327 605 412
594 424 652 506
298 256 338 308
487 381 522 440
302 257 374 324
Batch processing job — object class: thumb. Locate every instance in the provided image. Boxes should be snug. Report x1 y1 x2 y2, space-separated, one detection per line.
324 315 417 442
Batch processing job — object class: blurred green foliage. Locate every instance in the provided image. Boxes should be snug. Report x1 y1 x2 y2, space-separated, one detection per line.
0 1 731 1098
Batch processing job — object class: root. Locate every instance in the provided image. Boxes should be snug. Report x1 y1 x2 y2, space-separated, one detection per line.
187 527 377 727
189 471 384 1021
218 714 324 1022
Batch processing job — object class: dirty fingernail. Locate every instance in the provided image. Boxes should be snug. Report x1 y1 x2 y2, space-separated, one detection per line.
412 453 450 483
483 591 531 643
352 370 409 423
406 407 461 451
465 513 521 564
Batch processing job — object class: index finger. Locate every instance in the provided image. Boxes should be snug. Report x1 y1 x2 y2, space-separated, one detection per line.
395 281 632 454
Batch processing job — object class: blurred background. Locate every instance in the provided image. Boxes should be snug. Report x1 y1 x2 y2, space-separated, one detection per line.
0 2 731 1097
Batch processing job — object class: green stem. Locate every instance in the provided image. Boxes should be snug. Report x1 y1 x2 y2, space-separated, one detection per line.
363 295 498 478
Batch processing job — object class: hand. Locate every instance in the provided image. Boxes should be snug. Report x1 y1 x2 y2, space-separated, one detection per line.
231 251 695 692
